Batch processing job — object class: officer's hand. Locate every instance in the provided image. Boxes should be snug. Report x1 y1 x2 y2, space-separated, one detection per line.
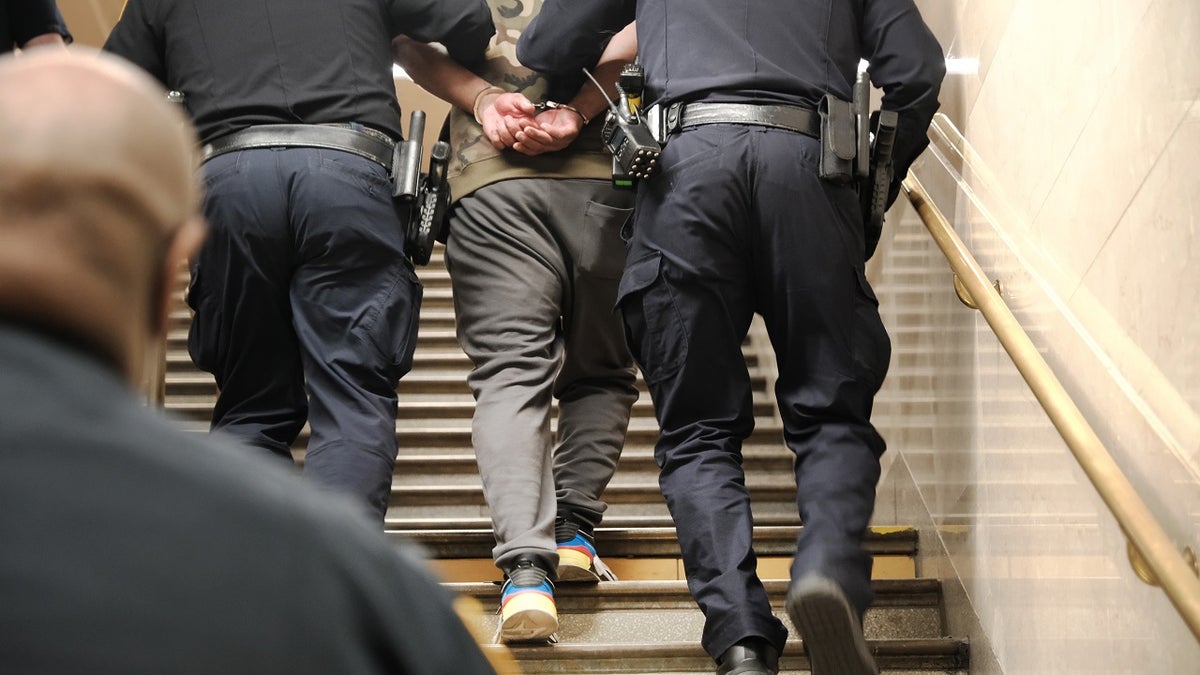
480 92 538 150
512 108 582 156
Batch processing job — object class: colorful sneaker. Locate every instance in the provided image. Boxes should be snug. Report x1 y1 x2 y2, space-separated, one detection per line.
498 560 558 643
555 533 617 583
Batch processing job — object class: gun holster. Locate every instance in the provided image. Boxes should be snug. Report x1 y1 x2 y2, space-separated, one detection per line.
861 110 899 260
393 111 451 266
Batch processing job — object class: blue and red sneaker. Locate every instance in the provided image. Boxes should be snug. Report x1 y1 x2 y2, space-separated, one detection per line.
498 560 557 643
556 532 617 583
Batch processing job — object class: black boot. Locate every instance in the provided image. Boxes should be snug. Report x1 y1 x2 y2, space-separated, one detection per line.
716 638 779 675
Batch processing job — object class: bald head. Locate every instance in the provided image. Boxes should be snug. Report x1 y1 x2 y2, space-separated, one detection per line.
0 49 204 379
0 48 199 232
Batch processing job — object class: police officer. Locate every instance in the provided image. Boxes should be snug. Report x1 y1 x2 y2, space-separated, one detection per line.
104 0 494 522
1 0 71 53
519 2 945 674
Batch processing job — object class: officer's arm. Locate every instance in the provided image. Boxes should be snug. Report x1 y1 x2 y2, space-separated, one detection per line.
861 0 946 202
516 0 635 77
103 0 167 84
392 36 538 152
390 0 494 68
392 37 494 114
508 22 637 156
12 1 72 49
558 22 637 127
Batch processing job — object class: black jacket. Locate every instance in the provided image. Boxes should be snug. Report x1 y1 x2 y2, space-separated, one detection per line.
1 0 71 52
0 323 496 674
518 0 945 195
105 0 494 143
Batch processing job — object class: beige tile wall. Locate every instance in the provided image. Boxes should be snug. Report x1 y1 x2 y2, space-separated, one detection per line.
883 0 1200 671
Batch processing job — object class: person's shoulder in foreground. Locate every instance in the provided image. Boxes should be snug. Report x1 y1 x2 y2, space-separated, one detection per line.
0 48 495 675
1 342 496 673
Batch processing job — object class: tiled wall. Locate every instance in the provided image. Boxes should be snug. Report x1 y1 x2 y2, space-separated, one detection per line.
872 1 1200 672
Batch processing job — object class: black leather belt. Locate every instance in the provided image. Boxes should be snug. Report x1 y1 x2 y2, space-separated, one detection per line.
200 124 396 172
658 102 820 139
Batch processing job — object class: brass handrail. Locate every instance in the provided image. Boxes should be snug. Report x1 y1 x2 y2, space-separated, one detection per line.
901 174 1200 643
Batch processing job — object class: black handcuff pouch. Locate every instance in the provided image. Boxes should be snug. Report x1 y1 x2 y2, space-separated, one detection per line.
818 93 858 184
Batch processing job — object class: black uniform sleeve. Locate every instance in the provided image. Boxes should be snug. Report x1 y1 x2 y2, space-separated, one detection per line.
9 0 72 46
861 0 946 203
102 0 167 84
389 0 494 68
516 0 635 76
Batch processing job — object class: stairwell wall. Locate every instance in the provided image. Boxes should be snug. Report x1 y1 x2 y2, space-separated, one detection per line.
871 1 1200 672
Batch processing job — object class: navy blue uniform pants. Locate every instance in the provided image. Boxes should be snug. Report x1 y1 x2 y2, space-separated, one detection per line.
188 147 421 521
617 126 890 659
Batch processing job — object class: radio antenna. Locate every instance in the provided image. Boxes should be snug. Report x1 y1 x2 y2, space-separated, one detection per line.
582 67 624 118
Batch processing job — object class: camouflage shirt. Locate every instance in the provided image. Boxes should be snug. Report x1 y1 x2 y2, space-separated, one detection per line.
446 0 610 202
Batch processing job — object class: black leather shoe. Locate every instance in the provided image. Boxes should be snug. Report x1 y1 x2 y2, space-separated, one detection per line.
786 575 878 675
716 638 779 675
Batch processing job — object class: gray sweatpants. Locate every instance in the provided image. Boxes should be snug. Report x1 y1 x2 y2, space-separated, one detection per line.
445 178 638 576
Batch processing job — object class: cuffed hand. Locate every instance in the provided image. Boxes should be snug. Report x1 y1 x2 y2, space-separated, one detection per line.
511 108 585 156
479 92 538 150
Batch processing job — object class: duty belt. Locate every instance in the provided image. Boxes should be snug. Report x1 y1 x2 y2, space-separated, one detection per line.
654 102 820 141
200 124 396 173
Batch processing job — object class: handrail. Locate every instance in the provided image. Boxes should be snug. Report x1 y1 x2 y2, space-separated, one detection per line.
901 173 1200 643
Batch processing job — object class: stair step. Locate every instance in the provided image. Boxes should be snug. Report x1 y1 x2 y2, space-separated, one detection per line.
162 370 773 397
163 348 476 370
172 417 785 450
163 391 773 422
385 449 792 486
390 513 808 531
165 327 465 350
483 639 968 673
393 526 917 560
389 479 796 510
452 579 955 653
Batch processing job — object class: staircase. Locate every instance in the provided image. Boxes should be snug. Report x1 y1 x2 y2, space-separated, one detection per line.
163 248 969 674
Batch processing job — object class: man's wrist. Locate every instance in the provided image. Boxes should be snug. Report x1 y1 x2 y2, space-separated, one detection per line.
472 85 505 124
543 101 589 126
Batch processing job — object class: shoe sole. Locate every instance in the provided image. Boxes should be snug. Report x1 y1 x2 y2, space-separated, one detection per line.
556 546 608 583
500 593 559 643
500 608 558 642
786 576 878 675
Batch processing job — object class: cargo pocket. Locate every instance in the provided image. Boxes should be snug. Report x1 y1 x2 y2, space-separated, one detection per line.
359 261 424 380
185 265 225 375
850 267 890 392
576 200 634 280
616 251 688 385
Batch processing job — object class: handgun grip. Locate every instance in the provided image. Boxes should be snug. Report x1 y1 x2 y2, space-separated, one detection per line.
854 74 871 178
394 110 427 199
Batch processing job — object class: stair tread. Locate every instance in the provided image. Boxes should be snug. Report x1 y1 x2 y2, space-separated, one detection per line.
390 525 918 558
451 578 941 605
483 638 969 673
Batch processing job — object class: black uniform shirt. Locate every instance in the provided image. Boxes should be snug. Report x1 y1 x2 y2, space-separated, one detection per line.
518 0 945 189
104 0 493 144
1 0 71 53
